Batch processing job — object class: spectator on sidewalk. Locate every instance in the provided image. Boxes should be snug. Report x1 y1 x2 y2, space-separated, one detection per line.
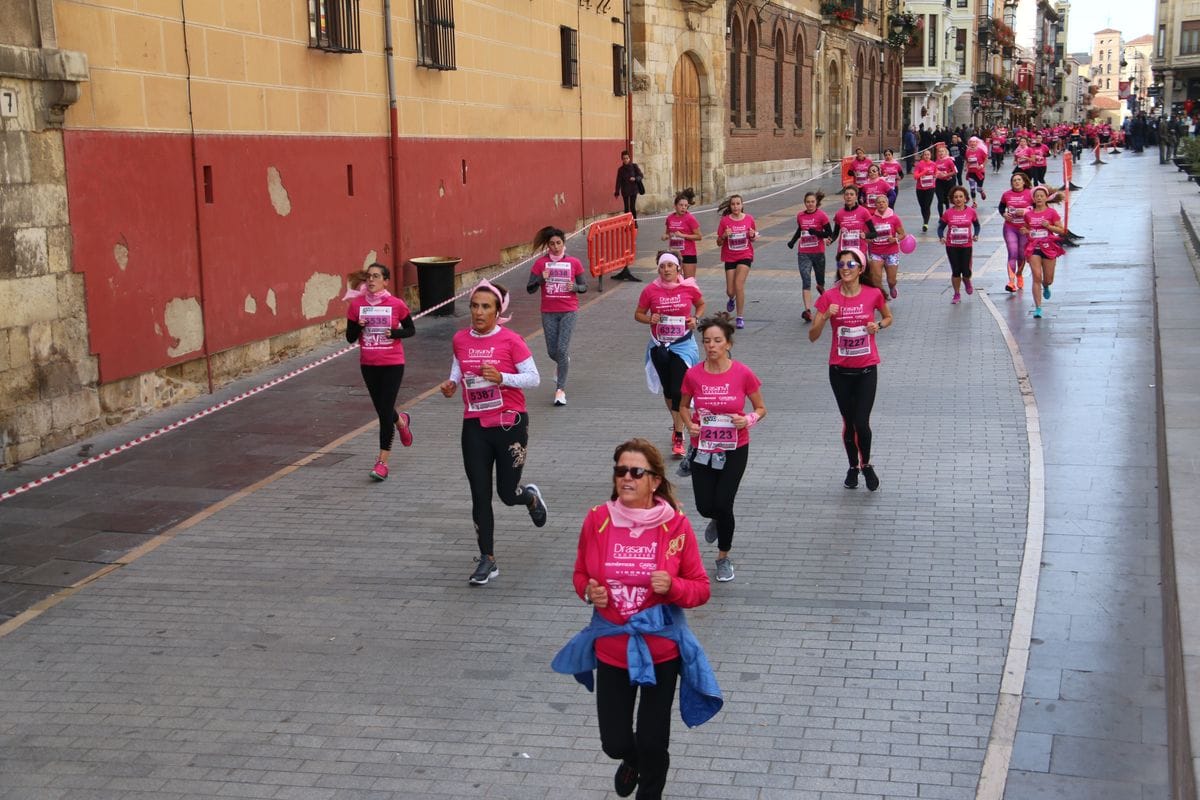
902 127 918 171
612 151 646 281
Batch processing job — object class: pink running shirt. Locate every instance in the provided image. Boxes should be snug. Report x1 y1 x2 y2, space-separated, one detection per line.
814 285 887 368
680 360 762 450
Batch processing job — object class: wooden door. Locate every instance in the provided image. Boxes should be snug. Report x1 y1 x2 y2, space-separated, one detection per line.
673 54 702 197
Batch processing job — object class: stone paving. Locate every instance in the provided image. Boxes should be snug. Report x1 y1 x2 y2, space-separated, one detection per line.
0 151 1179 799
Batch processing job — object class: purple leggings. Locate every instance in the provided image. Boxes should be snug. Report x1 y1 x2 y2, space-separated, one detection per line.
1003 226 1028 269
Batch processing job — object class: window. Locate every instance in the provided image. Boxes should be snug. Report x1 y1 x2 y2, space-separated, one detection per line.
415 0 455 68
856 52 864 131
731 23 742 126
794 34 804 128
1107 63 1111 74
746 24 757 127
308 0 361 53
1159 25 1166 59
774 32 785 129
868 58 875 130
957 0 967 6
1105 78 1110 89
957 28 966 75
560 26 578 87
612 44 626 96
927 15 938 67
1184 21 1200 56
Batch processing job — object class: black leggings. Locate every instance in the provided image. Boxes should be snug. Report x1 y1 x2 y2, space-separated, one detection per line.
915 189 935 225
461 415 529 556
689 445 749 552
597 658 680 800
935 179 956 217
829 365 878 469
946 247 973 278
621 192 639 220
649 347 689 412
991 152 1003 171
361 364 405 451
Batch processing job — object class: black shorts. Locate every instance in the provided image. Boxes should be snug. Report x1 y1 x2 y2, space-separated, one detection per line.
724 259 752 271
682 254 697 265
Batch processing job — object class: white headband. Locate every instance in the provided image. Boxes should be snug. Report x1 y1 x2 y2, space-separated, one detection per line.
657 253 680 268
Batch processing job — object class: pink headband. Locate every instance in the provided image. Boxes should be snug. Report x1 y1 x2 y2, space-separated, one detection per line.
472 278 511 324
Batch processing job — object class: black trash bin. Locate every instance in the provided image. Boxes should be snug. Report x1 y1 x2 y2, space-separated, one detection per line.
410 257 462 316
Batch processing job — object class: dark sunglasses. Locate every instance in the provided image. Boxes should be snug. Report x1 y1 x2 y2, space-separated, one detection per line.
613 465 656 479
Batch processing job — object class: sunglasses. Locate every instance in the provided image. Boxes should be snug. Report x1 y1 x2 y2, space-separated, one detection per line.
837 261 861 269
613 465 657 479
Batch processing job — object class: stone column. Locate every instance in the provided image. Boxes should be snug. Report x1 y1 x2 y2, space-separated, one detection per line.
0 32 92 465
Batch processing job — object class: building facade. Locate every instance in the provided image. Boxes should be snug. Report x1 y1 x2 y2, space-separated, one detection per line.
1124 34 1153 116
1 0 629 465
1153 0 1200 114
1091 28 1123 106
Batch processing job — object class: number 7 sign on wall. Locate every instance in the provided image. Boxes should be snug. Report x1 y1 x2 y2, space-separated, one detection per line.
0 88 17 118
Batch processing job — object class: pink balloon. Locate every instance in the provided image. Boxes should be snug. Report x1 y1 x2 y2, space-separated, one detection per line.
899 234 917 254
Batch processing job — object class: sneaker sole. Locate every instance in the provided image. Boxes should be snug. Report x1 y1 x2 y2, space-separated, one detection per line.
716 572 735 582
370 472 387 481
397 413 413 447
525 484 549 527
468 569 499 586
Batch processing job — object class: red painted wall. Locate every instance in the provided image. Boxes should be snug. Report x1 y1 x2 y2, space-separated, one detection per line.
63 130 624 384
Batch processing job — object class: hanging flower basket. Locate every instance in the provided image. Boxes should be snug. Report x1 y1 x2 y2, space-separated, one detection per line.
820 0 860 27
886 11 920 50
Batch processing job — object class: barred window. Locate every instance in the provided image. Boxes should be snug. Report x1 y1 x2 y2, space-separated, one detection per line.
561 26 579 88
308 0 361 53
416 0 456 70
612 45 627 96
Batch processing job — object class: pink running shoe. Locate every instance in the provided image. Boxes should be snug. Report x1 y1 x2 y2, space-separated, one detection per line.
963 278 974 295
951 293 961 304
397 412 413 447
889 285 898 299
370 460 389 481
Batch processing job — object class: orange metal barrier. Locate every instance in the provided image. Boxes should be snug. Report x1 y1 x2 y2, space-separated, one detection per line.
588 213 638 281
1062 152 1072 230
841 156 855 188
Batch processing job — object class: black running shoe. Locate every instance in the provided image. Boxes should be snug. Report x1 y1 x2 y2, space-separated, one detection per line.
523 484 548 527
468 556 498 585
614 762 638 798
844 468 859 489
862 465 880 492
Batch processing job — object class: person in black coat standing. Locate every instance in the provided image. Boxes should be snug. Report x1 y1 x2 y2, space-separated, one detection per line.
612 150 645 281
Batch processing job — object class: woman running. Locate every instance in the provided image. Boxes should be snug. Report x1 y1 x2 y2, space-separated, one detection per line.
808 248 893 492
1012 136 1035 179
860 164 892 211
527 226 587 407
911 150 938 233
345 263 415 481
830 184 875 255
1021 186 1066 319
867 193 906 300
636 252 706 458
849 147 873 194
879 149 904 207
999 171 1034 293
715 194 757 330
440 280 548 585
662 189 702 280
937 186 981 304
787 190 832 323
990 131 1006 173
964 137 989 207
1029 135 1050 187
933 143 958 218
679 313 766 583
552 438 719 800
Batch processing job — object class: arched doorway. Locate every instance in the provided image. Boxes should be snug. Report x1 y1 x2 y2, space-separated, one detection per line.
827 59 841 160
673 53 702 196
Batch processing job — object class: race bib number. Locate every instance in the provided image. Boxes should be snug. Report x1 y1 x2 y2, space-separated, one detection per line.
948 226 970 246
798 230 819 249
1006 206 1026 223
1029 227 1049 240
836 325 871 358
883 174 897 188
918 175 935 189
873 222 892 241
866 192 884 208
655 315 687 341
668 235 685 250
544 263 573 294
698 414 737 452
359 306 392 349
840 230 862 250
464 374 503 412
727 231 749 251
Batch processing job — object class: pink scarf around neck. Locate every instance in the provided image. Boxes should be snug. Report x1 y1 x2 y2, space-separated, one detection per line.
606 497 675 537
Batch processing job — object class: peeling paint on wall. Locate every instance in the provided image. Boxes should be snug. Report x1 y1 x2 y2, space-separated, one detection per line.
163 297 203 357
265 288 277 315
267 167 292 216
363 250 377 267
113 241 128 271
300 274 339 319
244 294 257 314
